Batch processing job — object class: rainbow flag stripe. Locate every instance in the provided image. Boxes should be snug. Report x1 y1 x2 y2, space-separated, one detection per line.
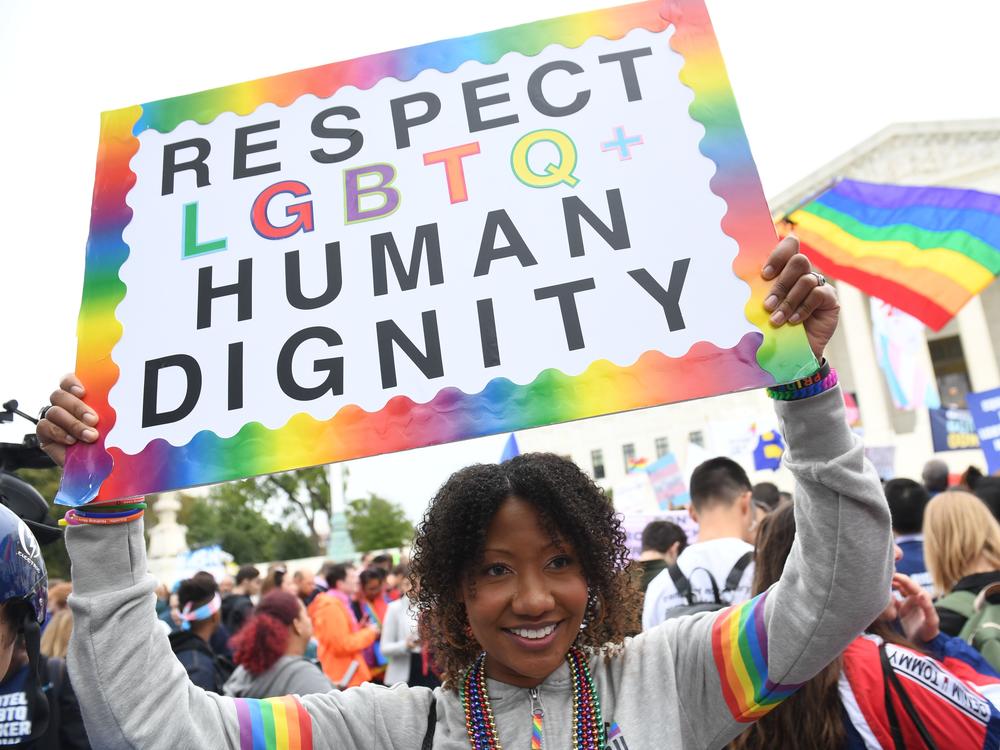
233 696 313 750
531 711 543 749
57 0 814 505
787 179 1000 331
711 592 802 722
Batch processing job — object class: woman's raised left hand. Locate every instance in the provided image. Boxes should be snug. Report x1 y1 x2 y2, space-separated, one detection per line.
761 236 840 362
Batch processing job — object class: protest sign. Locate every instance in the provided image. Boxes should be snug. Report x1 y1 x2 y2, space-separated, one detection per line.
968 388 1000 474
58 0 815 505
645 452 690 509
621 510 698 559
864 446 897 481
928 407 980 453
753 430 784 472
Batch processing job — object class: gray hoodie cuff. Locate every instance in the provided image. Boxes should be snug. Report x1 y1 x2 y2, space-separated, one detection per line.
773 383 854 464
67 518 148 596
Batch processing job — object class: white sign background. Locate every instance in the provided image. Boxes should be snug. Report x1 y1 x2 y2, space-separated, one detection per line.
111 27 752 454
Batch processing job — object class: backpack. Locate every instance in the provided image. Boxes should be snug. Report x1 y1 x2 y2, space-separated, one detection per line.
936 581 1000 674
661 551 754 620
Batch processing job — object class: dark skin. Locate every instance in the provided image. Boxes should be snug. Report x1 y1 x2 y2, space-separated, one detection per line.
361 579 384 603
190 611 220 644
462 497 588 687
37 236 839 689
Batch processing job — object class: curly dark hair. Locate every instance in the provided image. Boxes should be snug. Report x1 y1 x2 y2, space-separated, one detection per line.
409 452 641 690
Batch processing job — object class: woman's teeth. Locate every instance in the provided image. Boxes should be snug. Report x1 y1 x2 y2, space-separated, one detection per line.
510 623 557 639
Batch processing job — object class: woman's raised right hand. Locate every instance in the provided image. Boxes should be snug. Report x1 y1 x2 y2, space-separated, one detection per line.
36 374 100 468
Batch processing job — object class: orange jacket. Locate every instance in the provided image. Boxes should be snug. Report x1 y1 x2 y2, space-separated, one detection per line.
308 593 377 688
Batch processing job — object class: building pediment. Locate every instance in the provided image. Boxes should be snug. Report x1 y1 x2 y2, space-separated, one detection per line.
771 119 1000 218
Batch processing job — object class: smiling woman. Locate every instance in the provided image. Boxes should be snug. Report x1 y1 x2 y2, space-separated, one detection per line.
409 454 640 689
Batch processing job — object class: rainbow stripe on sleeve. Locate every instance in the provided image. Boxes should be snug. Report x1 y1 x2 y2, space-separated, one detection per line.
58 0 815 506
233 696 313 750
710 592 803 722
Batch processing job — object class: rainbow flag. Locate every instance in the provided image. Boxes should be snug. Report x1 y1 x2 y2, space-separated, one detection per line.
785 179 1000 330
626 456 650 472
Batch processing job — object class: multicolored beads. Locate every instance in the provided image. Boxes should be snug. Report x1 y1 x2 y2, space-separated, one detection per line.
460 647 605 750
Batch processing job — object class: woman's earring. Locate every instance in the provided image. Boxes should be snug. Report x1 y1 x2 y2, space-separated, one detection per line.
580 589 599 631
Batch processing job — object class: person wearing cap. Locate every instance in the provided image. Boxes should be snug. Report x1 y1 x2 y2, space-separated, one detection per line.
0 504 89 748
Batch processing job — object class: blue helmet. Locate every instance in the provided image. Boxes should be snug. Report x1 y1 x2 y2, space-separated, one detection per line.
0 503 47 624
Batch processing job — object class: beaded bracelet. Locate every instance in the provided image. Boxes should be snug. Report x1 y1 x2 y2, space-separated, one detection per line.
767 367 839 401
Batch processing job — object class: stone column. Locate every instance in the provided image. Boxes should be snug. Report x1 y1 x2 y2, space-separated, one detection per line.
146 491 189 585
147 492 189 559
957 296 1000 392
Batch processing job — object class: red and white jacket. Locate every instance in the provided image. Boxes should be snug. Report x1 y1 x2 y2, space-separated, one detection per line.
840 633 1000 749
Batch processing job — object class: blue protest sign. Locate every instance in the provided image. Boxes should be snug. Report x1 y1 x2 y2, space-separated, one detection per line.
928 408 980 452
753 430 785 472
968 388 1000 474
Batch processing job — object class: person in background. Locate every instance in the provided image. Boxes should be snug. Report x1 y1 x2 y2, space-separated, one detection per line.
922 458 950 497
884 477 933 591
292 569 316 603
730 503 1000 750
751 482 781 511
39 609 73 660
154 583 170 621
303 562 332 608
218 575 235 598
778 490 793 505
168 575 233 694
187 572 234 662
220 564 259 635
0 504 90 749
224 591 333 699
975 477 1000 524
385 563 408 602
637 520 688 592
380 566 440 689
924 491 1000 637
307 563 378 688
643 457 755 629
960 465 985 493
260 563 294 598
370 554 393 573
44 583 70 618
354 568 389 684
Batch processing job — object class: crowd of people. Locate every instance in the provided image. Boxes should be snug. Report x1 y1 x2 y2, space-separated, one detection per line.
2 238 999 747
636 455 1000 747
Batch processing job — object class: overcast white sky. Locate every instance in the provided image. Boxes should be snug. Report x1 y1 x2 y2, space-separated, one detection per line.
2 0 998 521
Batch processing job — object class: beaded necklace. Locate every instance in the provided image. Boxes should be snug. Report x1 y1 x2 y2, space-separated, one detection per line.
460 647 604 750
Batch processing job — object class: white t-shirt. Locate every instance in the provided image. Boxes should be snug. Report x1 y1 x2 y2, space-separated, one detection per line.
642 537 755 630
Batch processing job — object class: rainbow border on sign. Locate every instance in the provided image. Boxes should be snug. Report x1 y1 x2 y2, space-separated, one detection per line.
58 0 815 505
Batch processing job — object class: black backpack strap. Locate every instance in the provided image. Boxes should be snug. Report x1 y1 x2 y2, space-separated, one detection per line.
879 643 938 750
667 564 695 605
421 696 437 750
46 656 65 700
723 552 754 594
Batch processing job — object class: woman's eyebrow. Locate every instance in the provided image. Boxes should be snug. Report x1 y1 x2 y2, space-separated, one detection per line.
483 540 564 556
482 547 514 556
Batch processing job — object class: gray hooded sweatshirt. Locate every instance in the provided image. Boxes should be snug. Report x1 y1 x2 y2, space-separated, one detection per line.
224 656 334 700
66 386 893 749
